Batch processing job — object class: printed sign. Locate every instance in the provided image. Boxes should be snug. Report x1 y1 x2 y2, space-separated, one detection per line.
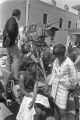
27 24 37 34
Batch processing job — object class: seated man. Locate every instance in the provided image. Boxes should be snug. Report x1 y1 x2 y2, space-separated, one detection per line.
16 55 54 120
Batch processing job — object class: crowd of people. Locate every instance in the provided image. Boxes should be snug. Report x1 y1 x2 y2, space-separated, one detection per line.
0 8 80 120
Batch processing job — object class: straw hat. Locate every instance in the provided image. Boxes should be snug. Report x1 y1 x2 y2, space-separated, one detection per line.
45 23 59 36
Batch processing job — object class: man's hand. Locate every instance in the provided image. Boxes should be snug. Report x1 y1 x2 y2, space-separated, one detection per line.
44 84 48 92
28 99 35 109
25 93 32 98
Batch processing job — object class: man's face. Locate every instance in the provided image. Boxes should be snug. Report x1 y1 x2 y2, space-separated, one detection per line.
57 55 65 61
45 30 56 45
50 34 55 41
17 14 21 21
49 30 55 41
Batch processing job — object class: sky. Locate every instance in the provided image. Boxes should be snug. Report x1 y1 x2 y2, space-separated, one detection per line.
0 0 7 4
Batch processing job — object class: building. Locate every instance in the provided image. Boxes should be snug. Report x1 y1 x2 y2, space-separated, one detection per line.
0 0 78 45
72 4 80 28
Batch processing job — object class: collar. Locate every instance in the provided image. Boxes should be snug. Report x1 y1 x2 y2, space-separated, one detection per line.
13 16 18 24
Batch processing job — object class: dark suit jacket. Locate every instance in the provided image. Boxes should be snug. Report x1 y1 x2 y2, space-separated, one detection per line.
3 16 18 46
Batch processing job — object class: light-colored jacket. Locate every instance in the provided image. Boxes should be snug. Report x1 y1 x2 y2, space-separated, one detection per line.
49 57 77 99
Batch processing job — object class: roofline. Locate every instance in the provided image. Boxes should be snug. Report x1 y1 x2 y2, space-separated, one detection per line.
72 4 80 11
37 0 78 16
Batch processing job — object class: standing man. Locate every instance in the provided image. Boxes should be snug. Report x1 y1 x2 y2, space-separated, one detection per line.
43 24 59 73
45 24 59 47
3 9 21 80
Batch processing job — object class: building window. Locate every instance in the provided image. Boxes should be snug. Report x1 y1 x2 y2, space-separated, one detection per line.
59 18 63 28
76 22 77 28
43 13 47 24
68 21 71 28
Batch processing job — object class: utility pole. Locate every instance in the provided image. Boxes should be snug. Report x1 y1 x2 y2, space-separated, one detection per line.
26 0 30 26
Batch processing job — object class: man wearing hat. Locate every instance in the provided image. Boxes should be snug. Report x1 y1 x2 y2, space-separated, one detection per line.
45 23 59 47
44 24 59 70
